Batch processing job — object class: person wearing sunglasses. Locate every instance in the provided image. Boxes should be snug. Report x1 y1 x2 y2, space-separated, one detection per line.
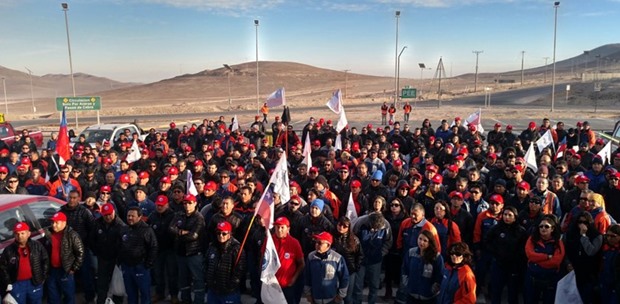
600 224 620 304
524 214 565 304
305 231 349 304
205 221 245 304
437 242 476 304
1 175 28 194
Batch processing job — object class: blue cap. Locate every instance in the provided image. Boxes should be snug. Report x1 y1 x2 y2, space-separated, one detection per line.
310 199 325 212
372 170 383 180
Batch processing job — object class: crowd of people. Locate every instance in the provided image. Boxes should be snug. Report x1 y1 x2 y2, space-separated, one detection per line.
0 111 619 304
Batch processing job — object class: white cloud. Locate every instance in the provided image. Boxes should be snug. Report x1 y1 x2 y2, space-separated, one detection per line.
375 0 520 8
142 0 284 11
327 2 372 12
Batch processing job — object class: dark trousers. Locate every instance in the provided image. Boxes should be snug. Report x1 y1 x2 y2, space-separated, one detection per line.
96 258 123 304
154 250 178 298
206 290 240 304
47 267 76 304
524 270 559 304
121 263 151 304
177 254 205 304
383 254 402 291
490 261 520 304
76 249 96 302
11 279 43 304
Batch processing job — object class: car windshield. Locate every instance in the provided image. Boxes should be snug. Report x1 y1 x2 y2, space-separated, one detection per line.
78 129 113 143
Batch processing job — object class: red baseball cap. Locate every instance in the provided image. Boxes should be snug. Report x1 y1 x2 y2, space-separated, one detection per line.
517 181 530 191
139 171 149 179
351 180 362 188
205 181 217 191
274 217 290 227
426 164 438 173
100 185 111 193
393 159 403 166
13 222 30 233
431 174 443 184
101 203 115 216
155 195 169 206
217 221 232 233
183 194 196 203
119 174 130 184
529 122 536 129
160 176 171 184
51 212 67 222
449 191 463 200
489 194 504 204
194 160 203 166
575 175 590 183
313 231 333 244
448 164 459 172
168 167 179 175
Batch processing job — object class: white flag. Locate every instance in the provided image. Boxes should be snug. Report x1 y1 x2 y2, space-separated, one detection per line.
231 115 239 132
524 142 538 172
125 139 141 164
463 109 485 133
334 134 343 151
326 89 342 114
186 170 198 196
265 88 286 108
260 229 288 304
597 140 612 165
536 129 555 152
346 192 358 222
301 134 312 167
254 153 290 229
336 107 348 133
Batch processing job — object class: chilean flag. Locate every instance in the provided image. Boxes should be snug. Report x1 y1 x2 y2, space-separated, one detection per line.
555 137 567 161
56 107 71 165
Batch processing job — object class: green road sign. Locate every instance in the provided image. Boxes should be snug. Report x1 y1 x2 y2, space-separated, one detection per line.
56 96 101 111
401 88 417 99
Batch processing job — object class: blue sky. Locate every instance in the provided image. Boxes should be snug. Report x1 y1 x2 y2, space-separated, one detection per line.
0 0 618 83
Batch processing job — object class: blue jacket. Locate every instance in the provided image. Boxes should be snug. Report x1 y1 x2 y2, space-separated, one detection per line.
304 249 349 301
402 247 444 300
353 214 392 265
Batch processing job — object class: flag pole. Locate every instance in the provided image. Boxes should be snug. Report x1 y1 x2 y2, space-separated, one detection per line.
235 214 257 267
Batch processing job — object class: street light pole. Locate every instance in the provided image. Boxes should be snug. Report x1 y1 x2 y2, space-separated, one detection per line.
396 46 407 119
394 11 400 106
520 51 525 86
2 77 7 115
25 67 36 115
223 64 233 111
255 19 260 115
551 1 559 112
62 3 79 126
473 50 483 92
343 70 350 99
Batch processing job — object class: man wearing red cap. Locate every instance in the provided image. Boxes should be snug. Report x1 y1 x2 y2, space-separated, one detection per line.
487 123 505 149
205 221 246 304
473 193 504 296
170 194 206 304
0 222 48 304
205 196 242 244
272 216 305 304
90 203 127 304
147 195 179 303
305 231 349 304
42 212 84 304
519 121 540 150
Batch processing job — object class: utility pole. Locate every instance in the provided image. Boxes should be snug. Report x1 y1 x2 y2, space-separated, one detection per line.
343 69 350 99
472 50 483 92
543 57 550 83
520 51 525 86
394 11 401 107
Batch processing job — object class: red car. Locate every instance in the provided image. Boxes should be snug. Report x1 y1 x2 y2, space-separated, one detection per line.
0 195 66 253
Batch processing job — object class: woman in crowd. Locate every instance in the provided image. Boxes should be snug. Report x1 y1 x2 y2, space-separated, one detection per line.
437 242 476 304
383 198 408 300
565 211 603 304
430 200 462 259
524 214 565 304
600 224 620 304
331 216 363 304
402 230 444 303
485 206 527 304
588 192 612 234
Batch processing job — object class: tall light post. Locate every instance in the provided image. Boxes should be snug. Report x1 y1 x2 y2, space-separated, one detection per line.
25 67 36 114
551 1 559 112
223 64 233 111
254 19 259 115
520 51 525 86
473 50 483 92
62 3 79 126
2 77 7 115
394 10 400 106
343 69 350 99
396 46 407 117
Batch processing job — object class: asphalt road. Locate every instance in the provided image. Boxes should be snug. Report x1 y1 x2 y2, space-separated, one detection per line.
11 83 619 133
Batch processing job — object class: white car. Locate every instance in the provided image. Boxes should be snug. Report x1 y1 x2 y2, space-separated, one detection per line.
71 123 148 148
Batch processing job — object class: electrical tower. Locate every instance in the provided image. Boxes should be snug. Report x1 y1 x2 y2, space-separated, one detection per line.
430 57 448 107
